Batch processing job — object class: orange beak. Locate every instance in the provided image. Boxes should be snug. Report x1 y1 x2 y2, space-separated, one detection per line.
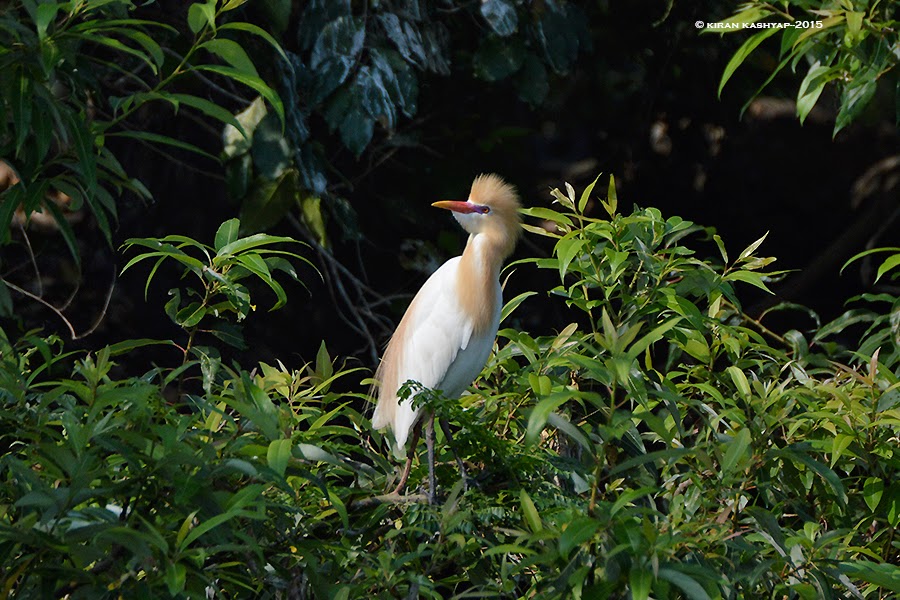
432 200 482 213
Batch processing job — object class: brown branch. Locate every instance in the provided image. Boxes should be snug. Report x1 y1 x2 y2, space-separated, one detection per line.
2 278 77 339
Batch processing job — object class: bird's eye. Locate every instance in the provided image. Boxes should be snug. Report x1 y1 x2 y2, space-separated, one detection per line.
478 205 491 214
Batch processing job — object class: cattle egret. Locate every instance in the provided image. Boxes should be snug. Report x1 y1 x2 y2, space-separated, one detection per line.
372 173 521 500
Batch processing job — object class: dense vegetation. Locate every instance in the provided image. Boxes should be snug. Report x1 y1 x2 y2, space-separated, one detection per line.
1 0 899 598
2 180 900 597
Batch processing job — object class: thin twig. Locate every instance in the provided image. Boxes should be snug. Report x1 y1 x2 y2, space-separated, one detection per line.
162 47 250 104
2 267 117 340
15 222 42 297
286 214 392 363
2 278 77 339
74 269 117 339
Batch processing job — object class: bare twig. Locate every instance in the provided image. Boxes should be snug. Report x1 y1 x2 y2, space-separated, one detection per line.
286 214 396 364
15 222 42 297
349 492 430 509
2 278 77 339
163 47 250 104
2 267 117 340
74 270 117 339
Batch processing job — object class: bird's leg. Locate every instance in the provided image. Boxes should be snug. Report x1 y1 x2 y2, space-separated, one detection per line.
439 418 469 491
425 411 436 504
390 422 422 496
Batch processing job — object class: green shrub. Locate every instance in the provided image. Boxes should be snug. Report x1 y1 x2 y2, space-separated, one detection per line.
2 178 899 598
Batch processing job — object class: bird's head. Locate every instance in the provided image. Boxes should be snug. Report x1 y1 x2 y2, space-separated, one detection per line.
432 174 522 257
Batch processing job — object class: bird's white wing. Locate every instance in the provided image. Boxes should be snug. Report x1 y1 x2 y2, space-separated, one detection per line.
372 257 498 457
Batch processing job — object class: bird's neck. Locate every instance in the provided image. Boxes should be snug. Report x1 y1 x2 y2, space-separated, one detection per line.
456 232 505 335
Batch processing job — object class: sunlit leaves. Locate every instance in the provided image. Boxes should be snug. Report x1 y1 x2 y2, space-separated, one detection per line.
714 1 898 135
0 0 287 272
5 175 900 597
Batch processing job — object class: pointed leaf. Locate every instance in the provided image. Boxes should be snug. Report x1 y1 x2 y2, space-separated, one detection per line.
215 219 241 251
718 27 780 97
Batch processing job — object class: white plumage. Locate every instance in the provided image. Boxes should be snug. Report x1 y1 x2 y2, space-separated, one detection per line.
371 174 521 460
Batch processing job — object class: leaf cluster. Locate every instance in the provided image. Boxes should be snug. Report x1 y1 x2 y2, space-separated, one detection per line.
2 177 899 598
0 0 286 311
713 0 900 135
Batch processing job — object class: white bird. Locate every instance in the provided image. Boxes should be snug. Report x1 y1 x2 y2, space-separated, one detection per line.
371 173 521 497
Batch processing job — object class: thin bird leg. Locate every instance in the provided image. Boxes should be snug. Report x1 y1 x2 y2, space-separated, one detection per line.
425 411 436 504
390 423 422 496
439 418 468 491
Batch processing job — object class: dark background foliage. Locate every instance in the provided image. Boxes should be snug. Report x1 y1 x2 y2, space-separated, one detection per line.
3 0 896 372
2 1 900 597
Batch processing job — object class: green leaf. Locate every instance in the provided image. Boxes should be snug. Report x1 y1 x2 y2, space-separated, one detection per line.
239 171 299 234
520 206 574 226
196 65 285 125
480 0 518 36
706 6 770 33
625 317 681 361
108 130 218 161
738 231 769 260
187 0 216 34
725 365 751 398
603 174 617 217
630 567 652 600
105 338 176 356
219 22 288 61
175 302 206 328
311 16 365 69
657 568 712 600
778 448 848 509
887 483 900 527
718 27 780 97
215 219 241 251
179 510 243 551
555 235 585 281
513 52 549 106
121 29 165 70
209 321 247 349
501 291 537 323
830 433 854 467
216 233 297 257
315 340 333 380
578 173 601 213
713 234 728 263
35 3 60 40
724 270 773 294
267 438 292 477
519 489 542 532
358 65 396 127
839 560 900 593
835 69 877 137
200 38 258 77
526 392 568 445
840 247 900 273
875 253 900 283
721 427 751 475
796 62 835 125
165 562 186 596
863 477 884 513
222 0 251 10
559 517 601 558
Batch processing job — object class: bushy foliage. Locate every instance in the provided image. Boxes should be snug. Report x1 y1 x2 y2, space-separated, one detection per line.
2 178 899 598
227 0 593 245
712 0 900 135
0 0 285 315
